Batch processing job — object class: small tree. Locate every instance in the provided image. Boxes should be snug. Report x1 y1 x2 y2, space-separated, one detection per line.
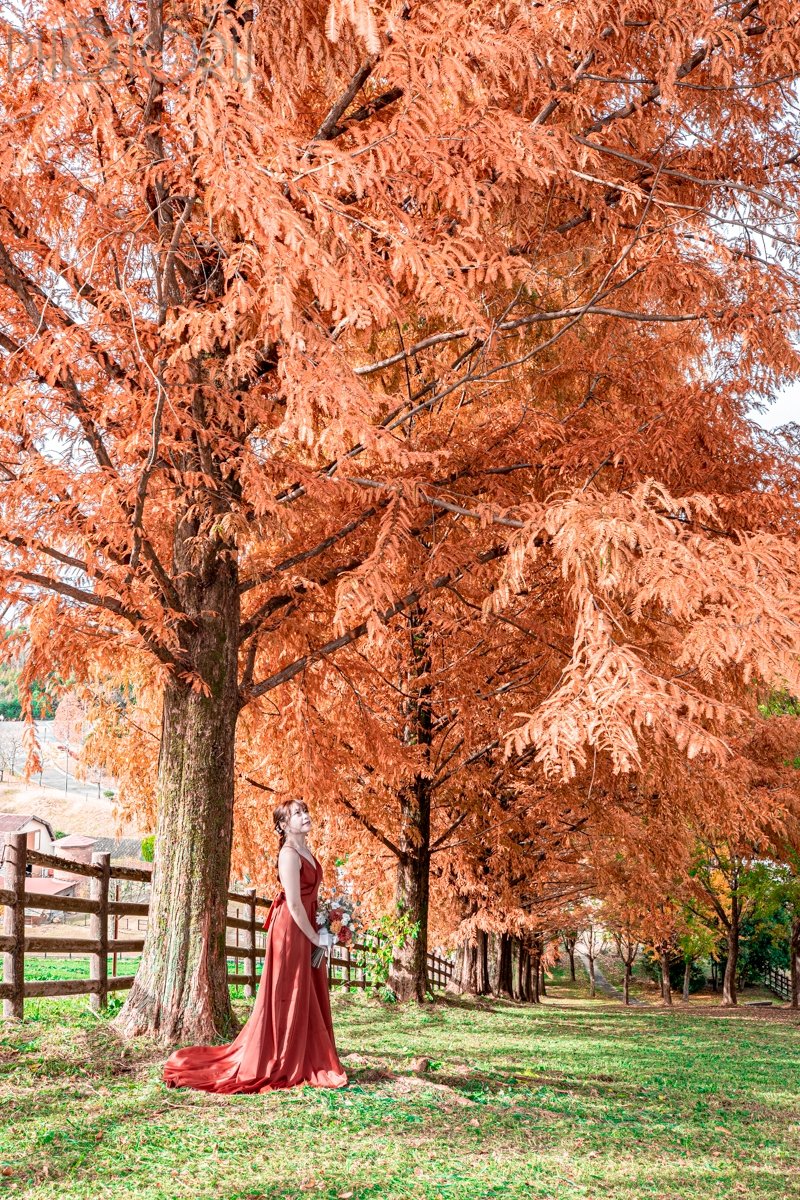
612 925 640 1007
579 923 607 1000
561 929 578 983
676 917 718 1003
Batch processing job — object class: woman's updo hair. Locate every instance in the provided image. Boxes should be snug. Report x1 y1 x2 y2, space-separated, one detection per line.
272 799 309 872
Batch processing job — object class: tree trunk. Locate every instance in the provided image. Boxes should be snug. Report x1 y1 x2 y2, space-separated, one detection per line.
791 915 800 1009
449 934 479 995
114 539 240 1044
660 948 673 1006
623 961 631 1006
388 610 432 1004
539 963 547 997
588 955 596 998
495 933 514 998
568 945 576 981
479 926 491 993
682 958 692 1002
388 778 431 1002
514 939 526 1000
520 940 532 998
722 924 738 1006
530 946 541 1003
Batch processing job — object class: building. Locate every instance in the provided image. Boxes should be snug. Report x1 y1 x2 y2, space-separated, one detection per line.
0 813 56 876
24 876 78 925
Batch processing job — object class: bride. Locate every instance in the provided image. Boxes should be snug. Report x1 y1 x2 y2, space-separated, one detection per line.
162 798 348 1092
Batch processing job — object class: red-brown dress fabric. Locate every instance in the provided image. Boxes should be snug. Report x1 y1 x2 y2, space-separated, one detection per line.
162 853 348 1092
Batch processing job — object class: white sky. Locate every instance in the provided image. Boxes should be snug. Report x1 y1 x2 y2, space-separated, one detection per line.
751 382 800 431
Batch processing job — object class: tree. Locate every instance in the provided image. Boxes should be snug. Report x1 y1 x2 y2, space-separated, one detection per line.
562 929 578 983
676 915 718 1002
686 842 782 1006
579 921 607 1000
3 0 800 1041
610 917 641 1007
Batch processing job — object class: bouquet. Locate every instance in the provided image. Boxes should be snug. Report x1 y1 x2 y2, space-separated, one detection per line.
311 887 363 968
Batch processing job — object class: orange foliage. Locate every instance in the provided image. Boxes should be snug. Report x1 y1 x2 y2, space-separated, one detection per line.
0 0 799 1016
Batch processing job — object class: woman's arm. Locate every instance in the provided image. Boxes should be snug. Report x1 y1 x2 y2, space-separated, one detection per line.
278 847 321 946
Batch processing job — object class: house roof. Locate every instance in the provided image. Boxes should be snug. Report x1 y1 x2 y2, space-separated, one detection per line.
54 833 97 848
24 877 76 895
91 837 144 859
0 812 56 841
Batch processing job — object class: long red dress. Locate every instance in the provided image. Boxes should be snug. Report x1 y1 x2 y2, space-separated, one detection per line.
162 853 348 1092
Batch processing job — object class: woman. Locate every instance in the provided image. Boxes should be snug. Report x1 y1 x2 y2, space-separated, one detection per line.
162 798 348 1092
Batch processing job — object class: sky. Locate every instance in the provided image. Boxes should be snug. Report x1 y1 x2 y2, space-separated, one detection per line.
751 382 800 431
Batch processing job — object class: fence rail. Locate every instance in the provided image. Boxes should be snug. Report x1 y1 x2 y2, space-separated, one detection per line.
763 964 791 1001
1 832 453 1017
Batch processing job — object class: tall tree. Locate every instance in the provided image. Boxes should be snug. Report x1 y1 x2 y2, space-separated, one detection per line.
2 0 800 1041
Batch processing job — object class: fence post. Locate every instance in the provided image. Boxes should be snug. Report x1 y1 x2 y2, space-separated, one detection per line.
3 833 26 1020
243 888 256 1000
89 852 111 1012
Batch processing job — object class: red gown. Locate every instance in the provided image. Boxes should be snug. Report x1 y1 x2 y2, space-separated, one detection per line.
162 853 348 1092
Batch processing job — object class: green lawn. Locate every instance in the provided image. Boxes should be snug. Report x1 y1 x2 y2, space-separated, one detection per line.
1 976 799 1199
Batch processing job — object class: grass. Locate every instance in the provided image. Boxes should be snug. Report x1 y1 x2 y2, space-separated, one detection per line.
1 974 799 1199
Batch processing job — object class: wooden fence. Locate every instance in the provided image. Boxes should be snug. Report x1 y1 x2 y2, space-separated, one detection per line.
763 964 791 1002
1 833 453 1018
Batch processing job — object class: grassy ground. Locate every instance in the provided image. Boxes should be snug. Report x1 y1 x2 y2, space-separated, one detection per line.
1 974 799 1200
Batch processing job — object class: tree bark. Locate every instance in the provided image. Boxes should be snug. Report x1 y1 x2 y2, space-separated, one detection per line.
514 939 526 1000
495 933 514 998
388 610 432 1004
623 961 631 1006
530 944 541 1003
562 933 577 980
477 929 490 994
114 533 240 1044
449 923 490 996
682 958 692 1002
587 954 596 998
791 915 800 1009
660 947 673 1006
449 934 479 995
722 904 739 1007
388 778 431 1002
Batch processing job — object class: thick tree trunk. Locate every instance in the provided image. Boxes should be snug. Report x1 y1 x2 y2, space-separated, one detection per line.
530 946 541 1003
449 925 490 996
114 540 240 1044
682 959 692 1002
477 929 490 994
495 933 514 998
623 962 631 1006
388 778 431 1002
450 935 479 995
486 932 501 993
660 948 673 1006
791 915 800 1009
